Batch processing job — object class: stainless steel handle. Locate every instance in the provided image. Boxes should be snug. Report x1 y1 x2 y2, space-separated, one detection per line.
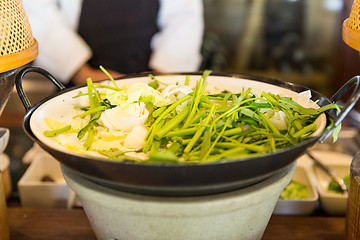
320 75 360 143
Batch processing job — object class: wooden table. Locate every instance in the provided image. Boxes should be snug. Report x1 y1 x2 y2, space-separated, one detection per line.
6 207 345 240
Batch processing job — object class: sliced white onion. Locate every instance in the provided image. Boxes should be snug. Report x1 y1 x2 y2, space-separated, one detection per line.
162 85 193 99
269 111 288 131
123 125 148 149
296 90 317 108
100 102 149 132
260 108 288 131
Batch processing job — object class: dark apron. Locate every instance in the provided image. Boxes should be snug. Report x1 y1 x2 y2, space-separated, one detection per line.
78 0 159 74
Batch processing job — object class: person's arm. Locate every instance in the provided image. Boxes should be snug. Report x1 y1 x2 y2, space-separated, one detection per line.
22 0 92 84
149 0 204 72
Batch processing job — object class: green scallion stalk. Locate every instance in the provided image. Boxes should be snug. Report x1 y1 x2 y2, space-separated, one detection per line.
184 103 216 154
99 65 119 89
143 95 191 152
155 106 190 140
183 71 211 128
292 123 317 138
166 127 198 137
43 125 71 137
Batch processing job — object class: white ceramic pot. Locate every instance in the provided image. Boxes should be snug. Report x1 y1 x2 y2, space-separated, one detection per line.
62 162 296 240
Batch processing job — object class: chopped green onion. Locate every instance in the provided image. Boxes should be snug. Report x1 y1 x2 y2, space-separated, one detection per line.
43 125 71 137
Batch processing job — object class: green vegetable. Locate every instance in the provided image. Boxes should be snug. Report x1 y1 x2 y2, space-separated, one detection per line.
148 74 160 89
328 175 349 194
280 180 308 199
43 125 71 137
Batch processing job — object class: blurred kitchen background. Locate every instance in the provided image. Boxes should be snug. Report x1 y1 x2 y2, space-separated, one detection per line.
0 0 359 203
200 0 358 98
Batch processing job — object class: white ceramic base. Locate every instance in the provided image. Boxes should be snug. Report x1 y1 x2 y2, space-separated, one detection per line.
62 163 296 240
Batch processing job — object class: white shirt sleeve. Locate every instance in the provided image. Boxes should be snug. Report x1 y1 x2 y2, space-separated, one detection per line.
22 0 91 84
149 0 204 72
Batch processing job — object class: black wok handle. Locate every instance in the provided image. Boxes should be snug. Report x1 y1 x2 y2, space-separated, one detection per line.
15 67 66 112
319 75 360 143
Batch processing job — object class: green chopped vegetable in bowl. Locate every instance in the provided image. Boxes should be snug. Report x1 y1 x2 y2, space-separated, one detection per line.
280 180 309 199
328 175 350 194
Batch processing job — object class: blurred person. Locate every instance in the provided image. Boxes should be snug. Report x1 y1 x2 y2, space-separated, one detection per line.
21 0 204 85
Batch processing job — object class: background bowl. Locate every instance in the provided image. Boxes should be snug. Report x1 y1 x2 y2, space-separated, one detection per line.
273 159 319 215
17 154 69 208
310 150 352 215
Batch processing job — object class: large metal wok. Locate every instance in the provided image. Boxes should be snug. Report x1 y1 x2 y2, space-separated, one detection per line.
15 67 360 196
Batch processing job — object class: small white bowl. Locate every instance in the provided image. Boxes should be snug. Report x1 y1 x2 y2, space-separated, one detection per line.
273 160 319 215
18 154 70 208
309 150 352 216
